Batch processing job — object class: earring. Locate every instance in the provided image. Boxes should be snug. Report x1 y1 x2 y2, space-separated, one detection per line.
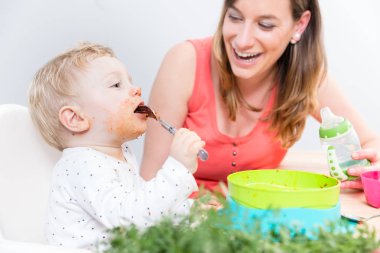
291 33 301 44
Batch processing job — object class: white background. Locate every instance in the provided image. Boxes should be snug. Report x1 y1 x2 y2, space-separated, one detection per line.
1 0 379 161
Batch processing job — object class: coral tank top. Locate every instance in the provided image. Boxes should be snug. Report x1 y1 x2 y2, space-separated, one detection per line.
184 37 287 192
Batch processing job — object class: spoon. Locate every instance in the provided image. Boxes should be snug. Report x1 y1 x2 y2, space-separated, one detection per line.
135 105 209 161
341 213 380 224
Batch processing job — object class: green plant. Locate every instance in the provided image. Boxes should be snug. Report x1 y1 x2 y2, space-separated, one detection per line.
102 197 380 253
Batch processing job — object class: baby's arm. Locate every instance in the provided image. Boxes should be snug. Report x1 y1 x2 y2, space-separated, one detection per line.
73 157 197 230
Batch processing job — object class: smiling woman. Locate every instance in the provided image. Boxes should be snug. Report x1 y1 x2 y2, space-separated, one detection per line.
140 0 380 193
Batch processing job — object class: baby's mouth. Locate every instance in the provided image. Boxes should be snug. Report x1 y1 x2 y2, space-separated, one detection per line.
234 48 261 62
134 104 157 119
134 102 145 113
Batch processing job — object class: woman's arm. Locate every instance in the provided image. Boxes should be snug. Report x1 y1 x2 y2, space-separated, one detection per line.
140 42 197 180
315 75 380 149
315 75 380 188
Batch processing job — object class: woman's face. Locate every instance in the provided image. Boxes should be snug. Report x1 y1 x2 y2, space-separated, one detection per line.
222 0 300 80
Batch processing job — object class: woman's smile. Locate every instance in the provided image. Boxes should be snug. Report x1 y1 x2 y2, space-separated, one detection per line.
232 47 262 66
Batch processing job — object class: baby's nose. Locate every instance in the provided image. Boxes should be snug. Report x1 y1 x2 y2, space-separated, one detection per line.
131 87 142 96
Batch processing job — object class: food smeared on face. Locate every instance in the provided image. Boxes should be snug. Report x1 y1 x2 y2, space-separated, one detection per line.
105 99 147 141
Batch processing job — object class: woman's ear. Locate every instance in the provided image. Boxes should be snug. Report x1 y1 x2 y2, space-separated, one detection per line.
291 10 311 44
59 106 90 133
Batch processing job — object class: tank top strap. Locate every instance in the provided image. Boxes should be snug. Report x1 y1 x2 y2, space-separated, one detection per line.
187 37 213 109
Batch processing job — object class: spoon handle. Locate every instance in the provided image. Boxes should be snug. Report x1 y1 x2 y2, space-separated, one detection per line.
158 119 209 161
158 119 177 135
197 149 209 161
341 213 380 223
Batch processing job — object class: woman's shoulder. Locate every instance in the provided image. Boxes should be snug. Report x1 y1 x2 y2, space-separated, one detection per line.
187 37 213 49
164 41 196 64
151 36 213 109
164 36 213 62
157 40 199 91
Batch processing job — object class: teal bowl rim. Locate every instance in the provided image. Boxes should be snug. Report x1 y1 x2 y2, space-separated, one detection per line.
227 169 340 193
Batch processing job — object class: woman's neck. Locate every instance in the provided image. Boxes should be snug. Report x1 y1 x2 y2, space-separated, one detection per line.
235 69 277 108
237 68 277 95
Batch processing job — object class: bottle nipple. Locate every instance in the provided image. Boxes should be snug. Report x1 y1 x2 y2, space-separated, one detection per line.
320 107 343 129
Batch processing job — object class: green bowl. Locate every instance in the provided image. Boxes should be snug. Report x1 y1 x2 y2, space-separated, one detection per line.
227 169 340 209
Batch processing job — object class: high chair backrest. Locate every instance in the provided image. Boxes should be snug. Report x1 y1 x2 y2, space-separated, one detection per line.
0 104 61 243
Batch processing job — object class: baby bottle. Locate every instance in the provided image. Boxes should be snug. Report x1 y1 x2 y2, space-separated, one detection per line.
319 107 369 181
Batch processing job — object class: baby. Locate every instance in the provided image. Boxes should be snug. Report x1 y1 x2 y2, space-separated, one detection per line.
28 42 205 250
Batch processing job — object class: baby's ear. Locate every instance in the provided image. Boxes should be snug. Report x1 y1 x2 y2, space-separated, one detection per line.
59 106 90 133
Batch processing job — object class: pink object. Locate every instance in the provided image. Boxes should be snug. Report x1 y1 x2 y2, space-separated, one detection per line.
361 170 380 208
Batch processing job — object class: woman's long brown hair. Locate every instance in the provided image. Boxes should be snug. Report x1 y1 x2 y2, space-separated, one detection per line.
213 0 326 148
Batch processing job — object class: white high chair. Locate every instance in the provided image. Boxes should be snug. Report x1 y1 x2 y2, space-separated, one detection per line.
0 104 90 253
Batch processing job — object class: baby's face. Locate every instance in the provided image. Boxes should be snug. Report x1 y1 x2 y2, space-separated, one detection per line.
76 56 147 145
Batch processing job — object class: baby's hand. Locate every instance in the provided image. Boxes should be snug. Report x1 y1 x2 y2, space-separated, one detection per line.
170 128 205 173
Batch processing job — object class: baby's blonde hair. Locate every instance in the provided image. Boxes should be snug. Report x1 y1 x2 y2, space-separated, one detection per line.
28 42 114 150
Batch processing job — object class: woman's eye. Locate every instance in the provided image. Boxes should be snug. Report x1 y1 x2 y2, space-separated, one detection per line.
259 22 275 30
228 14 243 22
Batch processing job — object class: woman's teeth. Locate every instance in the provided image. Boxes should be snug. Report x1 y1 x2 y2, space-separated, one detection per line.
234 49 260 61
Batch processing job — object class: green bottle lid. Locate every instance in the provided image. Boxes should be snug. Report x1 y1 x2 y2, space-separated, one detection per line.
319 119 352 139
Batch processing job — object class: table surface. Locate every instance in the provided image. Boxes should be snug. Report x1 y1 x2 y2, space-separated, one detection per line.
281 150 380 236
